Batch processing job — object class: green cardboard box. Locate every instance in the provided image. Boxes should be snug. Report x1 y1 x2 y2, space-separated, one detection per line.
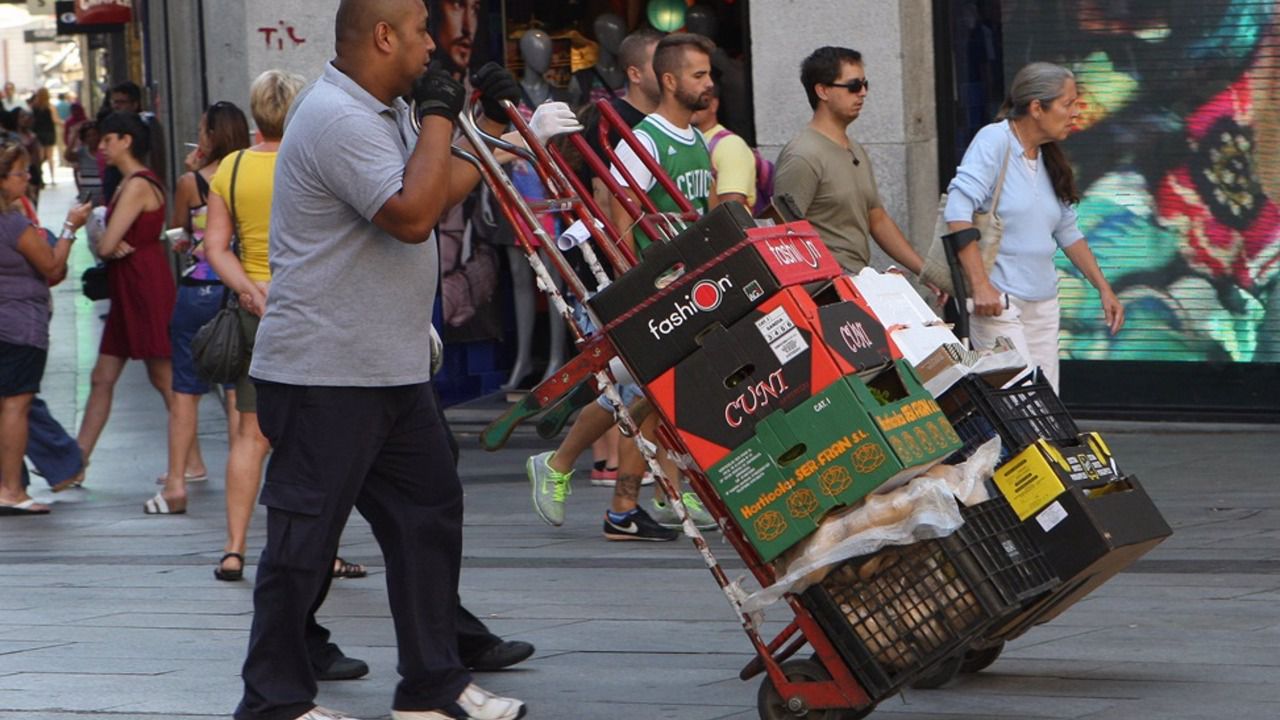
842 360 963 472
707 381 903 561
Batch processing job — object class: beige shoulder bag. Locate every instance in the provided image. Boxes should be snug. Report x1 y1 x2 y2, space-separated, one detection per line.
921 142 1012 295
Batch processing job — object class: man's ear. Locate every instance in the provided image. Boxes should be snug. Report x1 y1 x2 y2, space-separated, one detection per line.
660 71 676 95
815 84 830 105
373 20 395 54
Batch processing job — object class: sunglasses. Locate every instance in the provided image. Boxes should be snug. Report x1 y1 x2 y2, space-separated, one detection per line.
829 78 870 93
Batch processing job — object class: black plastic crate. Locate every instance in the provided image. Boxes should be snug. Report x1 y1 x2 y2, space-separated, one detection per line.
800 496 1057 699
800 539 995 699
950 496 1059 613
938 369 1078 463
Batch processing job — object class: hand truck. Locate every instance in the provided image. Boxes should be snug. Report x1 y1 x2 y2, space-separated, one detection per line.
443 94 877 719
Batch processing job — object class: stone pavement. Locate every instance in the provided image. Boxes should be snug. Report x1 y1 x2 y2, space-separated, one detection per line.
2 177 1278 719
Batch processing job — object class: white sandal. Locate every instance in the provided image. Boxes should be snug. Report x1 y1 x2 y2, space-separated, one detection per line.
142 493 186 515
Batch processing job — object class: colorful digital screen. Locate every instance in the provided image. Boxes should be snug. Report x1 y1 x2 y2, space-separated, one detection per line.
955 1 1280 363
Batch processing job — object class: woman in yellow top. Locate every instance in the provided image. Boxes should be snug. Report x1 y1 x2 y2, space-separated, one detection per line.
204 70 303 581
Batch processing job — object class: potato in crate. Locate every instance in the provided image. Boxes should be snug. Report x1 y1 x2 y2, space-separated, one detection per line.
800 494 1056 699
800 540 991 699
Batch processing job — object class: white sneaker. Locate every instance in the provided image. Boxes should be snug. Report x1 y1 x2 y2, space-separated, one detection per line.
390 683 526 720
294 707 356 720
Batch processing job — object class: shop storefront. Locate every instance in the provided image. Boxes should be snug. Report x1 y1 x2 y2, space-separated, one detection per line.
935 0 1280 419
425 0 756 401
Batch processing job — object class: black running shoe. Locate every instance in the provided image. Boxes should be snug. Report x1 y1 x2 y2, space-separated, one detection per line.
602 507 680 541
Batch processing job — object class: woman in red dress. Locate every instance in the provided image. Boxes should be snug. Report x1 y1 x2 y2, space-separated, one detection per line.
75 112 177 511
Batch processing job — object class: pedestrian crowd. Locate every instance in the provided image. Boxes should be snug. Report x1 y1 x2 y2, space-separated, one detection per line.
0 0 1125 718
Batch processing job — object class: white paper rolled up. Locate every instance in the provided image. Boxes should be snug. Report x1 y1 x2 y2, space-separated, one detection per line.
557 219 604 251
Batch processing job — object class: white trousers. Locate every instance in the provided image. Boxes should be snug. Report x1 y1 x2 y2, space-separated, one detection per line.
969 294 1062 393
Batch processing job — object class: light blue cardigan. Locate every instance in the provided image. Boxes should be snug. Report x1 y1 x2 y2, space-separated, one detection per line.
944 120 1084 301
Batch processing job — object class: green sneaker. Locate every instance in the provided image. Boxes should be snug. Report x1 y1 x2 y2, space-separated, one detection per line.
651 492 717 530
527 451 572 527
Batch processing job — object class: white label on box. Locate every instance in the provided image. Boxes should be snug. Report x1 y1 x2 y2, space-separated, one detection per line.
770 328 808 365
1036 501 1068 532
755 306 796 343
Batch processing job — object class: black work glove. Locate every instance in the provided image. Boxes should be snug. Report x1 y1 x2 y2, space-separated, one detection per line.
412 66 466 122
472 62 520 124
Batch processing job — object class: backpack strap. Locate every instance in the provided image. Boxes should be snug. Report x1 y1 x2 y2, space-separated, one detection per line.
706 127 734 156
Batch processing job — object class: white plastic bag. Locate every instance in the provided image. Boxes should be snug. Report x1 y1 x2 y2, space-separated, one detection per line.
85 206 108 261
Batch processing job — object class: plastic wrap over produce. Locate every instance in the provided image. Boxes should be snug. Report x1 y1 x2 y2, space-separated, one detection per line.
740 437 1002 614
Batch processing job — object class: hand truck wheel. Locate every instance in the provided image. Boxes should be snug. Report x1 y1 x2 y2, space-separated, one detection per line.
757 658 874 720
959 640 1006 673
908 652 964 690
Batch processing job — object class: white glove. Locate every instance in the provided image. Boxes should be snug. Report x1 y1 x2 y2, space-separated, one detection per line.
429 325 444 375
529 101 583 144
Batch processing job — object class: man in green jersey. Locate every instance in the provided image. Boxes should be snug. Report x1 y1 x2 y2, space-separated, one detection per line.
609 32 719 254
591 33 720 537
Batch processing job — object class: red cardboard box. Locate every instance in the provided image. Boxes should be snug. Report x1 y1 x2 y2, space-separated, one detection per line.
646 288 846 470
589 221 839 382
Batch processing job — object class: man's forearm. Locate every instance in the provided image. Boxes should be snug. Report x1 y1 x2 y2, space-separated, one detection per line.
869 208 924 274
611 192 639 257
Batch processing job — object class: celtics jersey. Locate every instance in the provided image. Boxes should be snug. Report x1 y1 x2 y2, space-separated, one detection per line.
630 114 713 251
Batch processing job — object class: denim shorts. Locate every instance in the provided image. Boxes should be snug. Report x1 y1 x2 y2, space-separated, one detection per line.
169 284 227 395
572 300 644 412
596 381 643 412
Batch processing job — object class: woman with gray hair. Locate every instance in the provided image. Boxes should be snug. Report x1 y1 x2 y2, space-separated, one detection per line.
944 61 1123 392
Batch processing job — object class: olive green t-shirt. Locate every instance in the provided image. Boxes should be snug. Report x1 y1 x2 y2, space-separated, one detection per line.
773 126 883 272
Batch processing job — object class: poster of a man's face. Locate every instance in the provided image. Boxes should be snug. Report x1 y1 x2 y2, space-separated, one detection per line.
431 0 486 78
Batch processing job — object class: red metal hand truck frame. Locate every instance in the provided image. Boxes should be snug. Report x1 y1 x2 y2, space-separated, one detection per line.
443 95 875 719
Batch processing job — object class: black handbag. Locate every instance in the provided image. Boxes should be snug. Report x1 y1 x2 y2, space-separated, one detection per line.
190 151 249 384
81 263 109 301
191 290 249 383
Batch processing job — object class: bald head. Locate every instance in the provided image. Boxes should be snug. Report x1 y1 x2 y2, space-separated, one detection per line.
335 0 421 52
332 0 434 103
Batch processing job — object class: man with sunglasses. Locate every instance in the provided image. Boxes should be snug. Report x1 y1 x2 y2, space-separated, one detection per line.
775 46 927 276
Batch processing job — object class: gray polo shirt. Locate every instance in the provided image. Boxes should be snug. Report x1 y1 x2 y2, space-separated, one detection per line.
250 62 438 387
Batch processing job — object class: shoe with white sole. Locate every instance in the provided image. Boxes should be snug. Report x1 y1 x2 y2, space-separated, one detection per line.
651 492 718 530
526 451 571 527
593 471 656 488
390 683 526 719
293 707 357 720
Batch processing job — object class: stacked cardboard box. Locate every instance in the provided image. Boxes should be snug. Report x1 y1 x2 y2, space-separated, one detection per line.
590 206 963 560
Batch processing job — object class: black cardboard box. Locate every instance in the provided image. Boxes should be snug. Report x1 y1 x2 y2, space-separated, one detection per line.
589 221 839 382
987 473 1172 640
645 287 846 470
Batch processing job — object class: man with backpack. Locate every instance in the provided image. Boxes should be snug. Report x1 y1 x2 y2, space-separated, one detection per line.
691 85 771 212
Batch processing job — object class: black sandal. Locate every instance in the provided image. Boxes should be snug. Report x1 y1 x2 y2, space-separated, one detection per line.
215 552 244 582
332 556 367 579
